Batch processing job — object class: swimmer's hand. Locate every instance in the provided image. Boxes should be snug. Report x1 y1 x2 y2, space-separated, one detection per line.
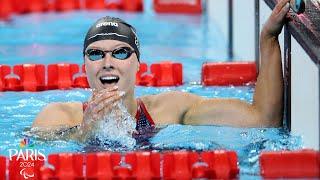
262 0 290 39
79 86 125 138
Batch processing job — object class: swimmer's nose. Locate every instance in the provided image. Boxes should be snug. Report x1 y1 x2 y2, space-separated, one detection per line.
102 53 115 70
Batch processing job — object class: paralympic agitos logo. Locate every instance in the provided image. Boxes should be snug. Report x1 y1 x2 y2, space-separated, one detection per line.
7 137 46 179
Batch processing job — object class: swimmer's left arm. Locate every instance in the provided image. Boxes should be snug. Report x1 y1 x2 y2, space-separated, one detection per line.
155 91 264 127
182 97 270 127
183 0 289 128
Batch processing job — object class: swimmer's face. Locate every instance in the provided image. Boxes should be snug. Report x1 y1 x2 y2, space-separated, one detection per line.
84 40 139 94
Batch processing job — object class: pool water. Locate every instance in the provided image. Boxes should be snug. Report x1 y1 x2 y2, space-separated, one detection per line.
0 0 302 179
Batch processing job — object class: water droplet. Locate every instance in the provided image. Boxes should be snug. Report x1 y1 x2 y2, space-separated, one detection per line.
240 132 248 137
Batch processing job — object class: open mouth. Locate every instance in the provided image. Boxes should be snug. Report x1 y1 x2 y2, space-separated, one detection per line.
99 75 120 85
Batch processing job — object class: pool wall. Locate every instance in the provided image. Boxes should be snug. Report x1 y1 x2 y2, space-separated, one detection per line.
290 36 319 150
207 0 320 150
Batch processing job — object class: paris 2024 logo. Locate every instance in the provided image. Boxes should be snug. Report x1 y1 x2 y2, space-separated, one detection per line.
8 137 46 179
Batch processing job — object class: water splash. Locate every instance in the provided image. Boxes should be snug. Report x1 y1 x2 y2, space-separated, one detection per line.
85 100 137 150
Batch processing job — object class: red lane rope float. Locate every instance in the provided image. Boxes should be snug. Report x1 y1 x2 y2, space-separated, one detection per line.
73 74 89 88
44 153 84 179
122 0 144 12
73 64 89 88
84 0 106 10
136 62 148 86
86 152 121 179
47 63 79 90
125 151 161 179
0 65 11 91
11 0 49 14
163 150 238 179
0 0 144 20
153 0 202 14
27 0 49 12
150 61 183 86
105 1 122 10
0 0 12 20
3 150 320 179
0 156 6 178
260 149 320 178
36 150 238 179
4 74 22 91
1 61 258 91
0 61 183 91
137 61 183 87
55 0 80 12
202 61 257 86
13 64 46 91
11 0 29 14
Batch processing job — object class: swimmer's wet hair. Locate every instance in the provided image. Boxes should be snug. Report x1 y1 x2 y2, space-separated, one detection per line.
83 16 140 60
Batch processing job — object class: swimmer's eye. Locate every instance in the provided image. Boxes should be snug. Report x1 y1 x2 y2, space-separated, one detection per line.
86 49 104 61
85 47 135 61
112 47 134 60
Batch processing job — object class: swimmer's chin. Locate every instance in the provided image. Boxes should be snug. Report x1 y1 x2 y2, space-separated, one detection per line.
101 83 118 89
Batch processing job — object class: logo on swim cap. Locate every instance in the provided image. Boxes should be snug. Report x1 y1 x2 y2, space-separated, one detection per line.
134 36 139 49
96 22 119 28
130 27 140 50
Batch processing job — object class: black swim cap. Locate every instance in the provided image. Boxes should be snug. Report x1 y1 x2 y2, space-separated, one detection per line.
83 16 140 60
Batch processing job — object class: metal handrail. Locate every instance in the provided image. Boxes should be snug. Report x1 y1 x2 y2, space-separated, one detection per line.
255 0 260 70
228 0 234 59
263 0 320 64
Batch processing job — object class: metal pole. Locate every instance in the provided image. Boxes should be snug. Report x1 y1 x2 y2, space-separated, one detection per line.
255 0 260 71
284 25 291 131
228 0 233 60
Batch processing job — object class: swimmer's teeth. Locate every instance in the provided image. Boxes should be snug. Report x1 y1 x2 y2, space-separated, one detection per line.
101 76 118 80
100 76 120 84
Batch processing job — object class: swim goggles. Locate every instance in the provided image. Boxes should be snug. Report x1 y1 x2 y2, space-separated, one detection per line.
85 47 135 61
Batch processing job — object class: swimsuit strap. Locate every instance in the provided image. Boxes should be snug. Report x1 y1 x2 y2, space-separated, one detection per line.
83 101 88 112
135 98 155 127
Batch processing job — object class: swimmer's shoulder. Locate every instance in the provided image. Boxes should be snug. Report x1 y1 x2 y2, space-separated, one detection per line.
32 102 83 129
141 91 202 105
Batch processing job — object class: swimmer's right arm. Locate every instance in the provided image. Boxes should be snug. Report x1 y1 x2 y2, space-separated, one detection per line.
32 102 83 131
31 88 123 141
32 86 123 132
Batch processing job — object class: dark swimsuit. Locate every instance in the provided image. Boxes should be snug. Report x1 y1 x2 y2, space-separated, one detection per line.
82 98 155 132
